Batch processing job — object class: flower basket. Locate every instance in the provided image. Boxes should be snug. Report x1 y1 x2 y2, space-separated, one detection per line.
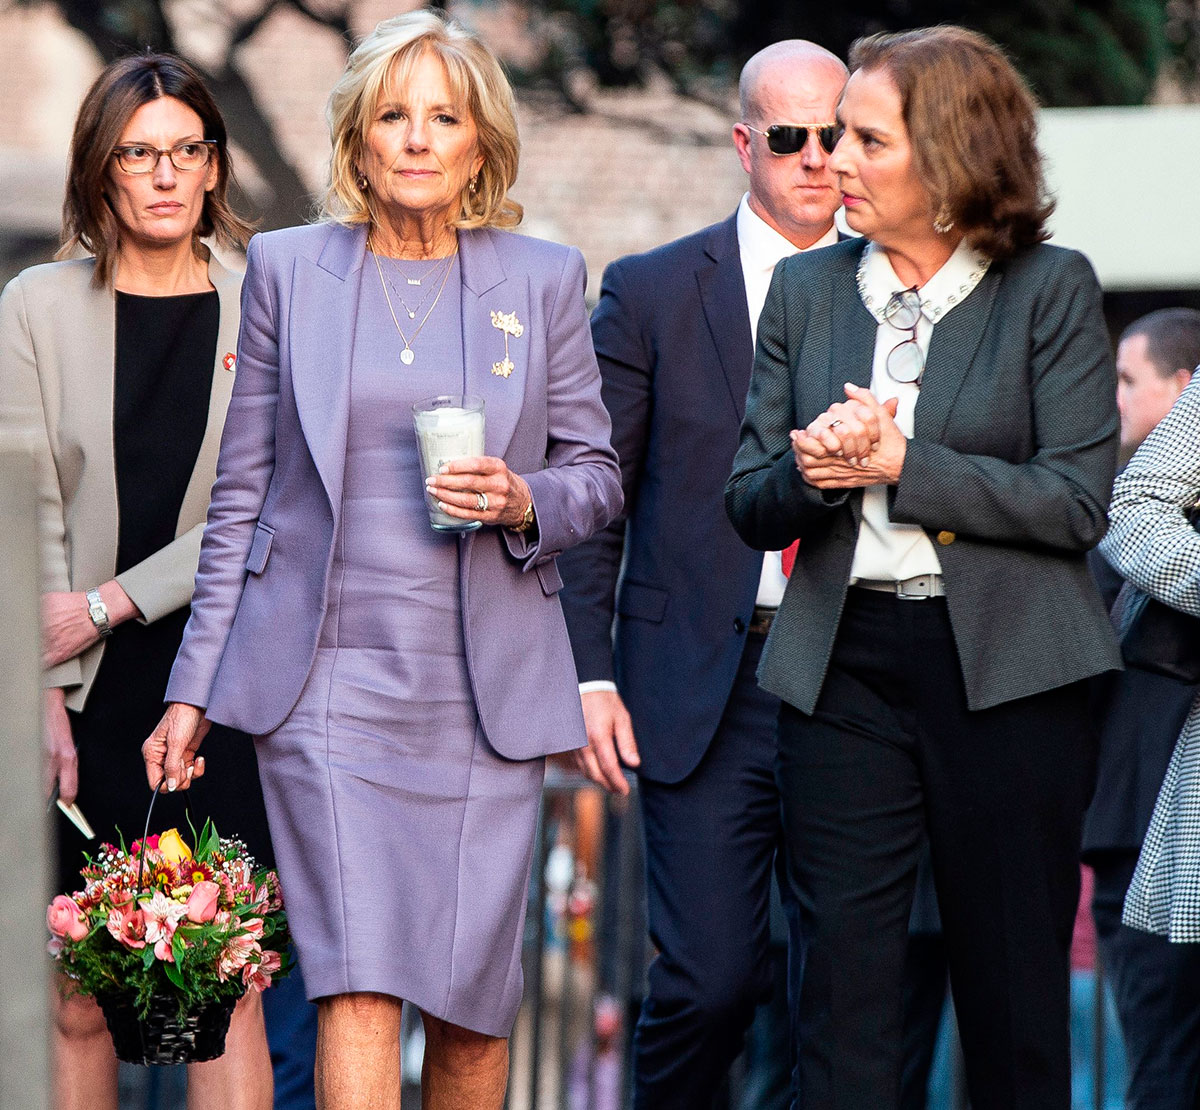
48 786 291 1065
97 991 237 1065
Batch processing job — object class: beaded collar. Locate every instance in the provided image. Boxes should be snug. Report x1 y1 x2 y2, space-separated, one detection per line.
855 239 991 327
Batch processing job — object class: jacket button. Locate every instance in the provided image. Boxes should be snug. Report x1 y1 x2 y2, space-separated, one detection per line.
733 618 745 634
936 530 956 546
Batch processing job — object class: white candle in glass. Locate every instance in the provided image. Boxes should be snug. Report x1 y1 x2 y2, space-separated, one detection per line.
413 396 485 531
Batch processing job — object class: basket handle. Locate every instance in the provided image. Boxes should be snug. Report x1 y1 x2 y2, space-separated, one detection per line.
136 780 191 896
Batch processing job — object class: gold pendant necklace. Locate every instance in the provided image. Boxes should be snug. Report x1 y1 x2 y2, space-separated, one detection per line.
380 252 456 320
370 236 458 366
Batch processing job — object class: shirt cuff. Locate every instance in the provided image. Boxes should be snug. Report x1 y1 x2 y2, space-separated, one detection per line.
579 680 618 695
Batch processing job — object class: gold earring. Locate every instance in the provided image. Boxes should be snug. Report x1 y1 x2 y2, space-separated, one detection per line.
469 173 479 194
933 202 954 235
355 171 368 191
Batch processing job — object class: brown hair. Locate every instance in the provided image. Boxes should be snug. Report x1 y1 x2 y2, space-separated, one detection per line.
848 26 1054 260
1122 308 1200 379
323 10 522 230
59 53 253 287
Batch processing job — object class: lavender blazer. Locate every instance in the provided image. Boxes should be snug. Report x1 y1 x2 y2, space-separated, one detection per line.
166 221 622 759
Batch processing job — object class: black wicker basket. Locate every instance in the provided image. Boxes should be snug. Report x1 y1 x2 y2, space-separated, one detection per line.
97 992 237 1065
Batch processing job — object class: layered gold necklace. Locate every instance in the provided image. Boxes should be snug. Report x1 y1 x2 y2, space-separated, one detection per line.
369 236 459 366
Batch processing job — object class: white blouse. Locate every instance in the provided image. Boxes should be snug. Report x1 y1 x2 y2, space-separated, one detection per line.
849 238 990 583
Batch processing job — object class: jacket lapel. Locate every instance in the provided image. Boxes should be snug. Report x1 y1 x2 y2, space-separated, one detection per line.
460 228 526 460
290 224 367 515
828 245 877 406
696 215 754 421
177 250 241 536
915 265 1002 442
68 263 121 580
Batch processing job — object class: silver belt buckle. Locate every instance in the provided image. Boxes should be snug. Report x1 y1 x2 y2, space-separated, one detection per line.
895 573 938 600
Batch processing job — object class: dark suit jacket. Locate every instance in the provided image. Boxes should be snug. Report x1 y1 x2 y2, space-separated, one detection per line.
558 215 770 783
725 237 1122 714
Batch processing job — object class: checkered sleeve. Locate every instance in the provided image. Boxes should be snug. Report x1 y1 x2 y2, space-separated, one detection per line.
1107 372 1200 940
1100 371 1200 619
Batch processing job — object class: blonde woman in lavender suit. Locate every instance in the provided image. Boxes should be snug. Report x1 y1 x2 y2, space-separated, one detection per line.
142 11 621 1107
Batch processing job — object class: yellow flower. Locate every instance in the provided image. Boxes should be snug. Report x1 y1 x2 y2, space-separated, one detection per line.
157 828 193 863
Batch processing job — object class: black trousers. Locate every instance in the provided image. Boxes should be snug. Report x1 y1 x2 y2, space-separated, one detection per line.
1093 849 1200 1110
633 631 785 1109
776 589 1092 1110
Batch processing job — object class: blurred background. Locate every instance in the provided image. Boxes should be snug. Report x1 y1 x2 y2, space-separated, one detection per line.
3 3 1200 1108
3 0 1200 311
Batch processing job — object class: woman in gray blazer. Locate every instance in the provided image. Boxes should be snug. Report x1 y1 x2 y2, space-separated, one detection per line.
0 54 272 1110
725 27 1120 1110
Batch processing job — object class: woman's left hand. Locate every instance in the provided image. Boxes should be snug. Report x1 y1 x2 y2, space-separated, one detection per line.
41 592 101 667
41 583 139 668
426 456 533 529
794 384 908 489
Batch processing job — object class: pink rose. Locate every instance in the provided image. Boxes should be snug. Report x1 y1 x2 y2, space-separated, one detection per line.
47 895 89 942
185 880 220 924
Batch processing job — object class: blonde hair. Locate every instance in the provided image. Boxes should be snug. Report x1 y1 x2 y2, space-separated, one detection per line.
322 9 522 230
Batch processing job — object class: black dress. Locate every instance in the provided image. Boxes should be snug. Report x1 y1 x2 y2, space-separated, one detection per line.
54 291 273 896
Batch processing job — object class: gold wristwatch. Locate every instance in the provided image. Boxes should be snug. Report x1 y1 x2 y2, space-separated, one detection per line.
510 498 535 534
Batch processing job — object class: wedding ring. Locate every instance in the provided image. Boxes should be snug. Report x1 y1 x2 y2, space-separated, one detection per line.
829 419 844 428
476 492 489 512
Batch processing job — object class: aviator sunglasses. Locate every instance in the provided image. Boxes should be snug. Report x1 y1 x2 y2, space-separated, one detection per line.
743 122 841 156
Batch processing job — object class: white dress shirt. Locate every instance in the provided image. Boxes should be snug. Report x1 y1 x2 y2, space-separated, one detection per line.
577 200 838 696
737 194 838 607
848 238 990 583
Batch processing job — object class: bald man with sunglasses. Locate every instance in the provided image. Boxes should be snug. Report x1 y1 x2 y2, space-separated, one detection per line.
558 41 847 1107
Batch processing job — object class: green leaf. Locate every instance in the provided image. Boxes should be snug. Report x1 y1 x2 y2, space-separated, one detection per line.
142 946 156 970
163 959 185 990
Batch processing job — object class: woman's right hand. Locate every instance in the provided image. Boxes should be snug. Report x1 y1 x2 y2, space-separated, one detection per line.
143 702 210 793
43 687 78 804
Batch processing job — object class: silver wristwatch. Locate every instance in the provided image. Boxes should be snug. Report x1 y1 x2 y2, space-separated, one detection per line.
85 588 112 638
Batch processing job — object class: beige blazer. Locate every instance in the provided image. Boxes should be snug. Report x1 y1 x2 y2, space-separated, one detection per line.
0 250 243 710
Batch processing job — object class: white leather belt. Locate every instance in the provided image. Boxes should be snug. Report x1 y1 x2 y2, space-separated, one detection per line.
853 574 946 600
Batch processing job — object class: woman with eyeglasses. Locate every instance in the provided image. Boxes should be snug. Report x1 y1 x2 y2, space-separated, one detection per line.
726 26 1120 1109
0 54 273 1109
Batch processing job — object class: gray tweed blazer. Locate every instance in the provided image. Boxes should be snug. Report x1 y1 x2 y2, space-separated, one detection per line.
725 237 1122 714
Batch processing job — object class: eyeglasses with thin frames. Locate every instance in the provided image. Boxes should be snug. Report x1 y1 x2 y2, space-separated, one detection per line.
743 123 841 156
110 140 217 175
884 288 925 385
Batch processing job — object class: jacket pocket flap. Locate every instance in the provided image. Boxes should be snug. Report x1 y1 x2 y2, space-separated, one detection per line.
245 522 274 575
617 581 668 623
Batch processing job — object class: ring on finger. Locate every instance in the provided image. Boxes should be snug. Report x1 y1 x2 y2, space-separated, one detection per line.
829 419 844 429
476 492 489 512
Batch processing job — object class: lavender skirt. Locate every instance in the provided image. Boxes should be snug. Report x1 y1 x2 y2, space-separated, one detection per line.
256 646 544 1036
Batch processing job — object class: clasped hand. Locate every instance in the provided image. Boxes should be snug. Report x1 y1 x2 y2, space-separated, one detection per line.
792 383 907 489
425 456 532 529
